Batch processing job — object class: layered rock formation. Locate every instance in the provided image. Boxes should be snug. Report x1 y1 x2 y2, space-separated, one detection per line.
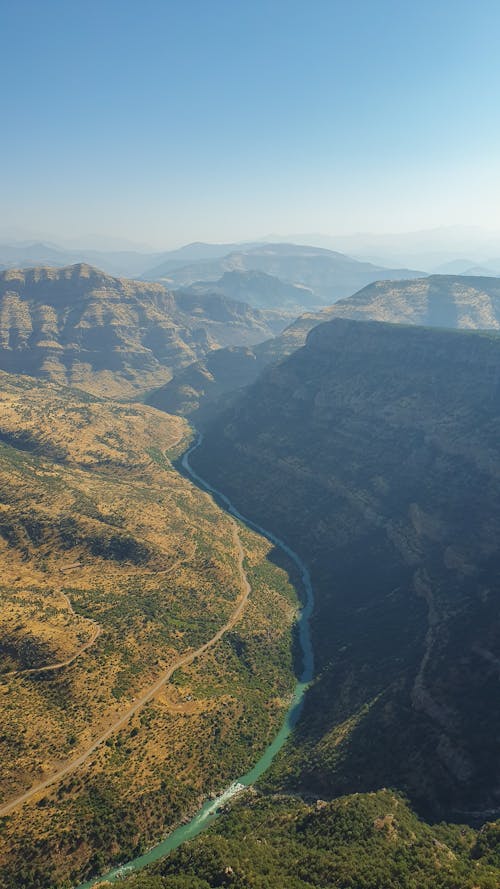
0 264 277 397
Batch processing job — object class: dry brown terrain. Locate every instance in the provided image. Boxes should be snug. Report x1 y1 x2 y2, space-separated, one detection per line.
0 370 298 888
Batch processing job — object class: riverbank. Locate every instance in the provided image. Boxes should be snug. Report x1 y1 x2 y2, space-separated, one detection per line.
76 433 315 888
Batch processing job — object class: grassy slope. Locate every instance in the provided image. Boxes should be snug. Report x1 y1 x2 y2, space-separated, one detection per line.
0 371 298 888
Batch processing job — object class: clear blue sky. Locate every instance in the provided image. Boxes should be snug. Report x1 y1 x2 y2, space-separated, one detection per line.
2 0 500 248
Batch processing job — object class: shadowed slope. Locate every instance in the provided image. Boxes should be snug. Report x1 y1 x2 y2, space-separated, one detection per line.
192 318 500 818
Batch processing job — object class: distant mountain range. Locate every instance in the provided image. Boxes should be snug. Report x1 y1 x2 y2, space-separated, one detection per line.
0 240 268 279
432 259 493 275
262 225 500 272
0 264 279 397
151 273 500 423
142 242 423 305
2 225 500 279
0 240 423 306
0 241 159 278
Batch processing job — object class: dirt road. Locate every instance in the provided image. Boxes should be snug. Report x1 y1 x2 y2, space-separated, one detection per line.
0 521 250 817
5 590 102 679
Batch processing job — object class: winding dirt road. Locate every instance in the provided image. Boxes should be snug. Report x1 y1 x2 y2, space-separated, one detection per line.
5 590 102 679
0 522 251 817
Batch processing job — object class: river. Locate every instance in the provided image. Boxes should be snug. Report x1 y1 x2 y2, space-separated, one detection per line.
77 434 314 888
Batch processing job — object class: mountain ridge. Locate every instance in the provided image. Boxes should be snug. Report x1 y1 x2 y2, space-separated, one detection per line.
149 273 500 424
181 268 317 310
0 263 279 397
142 242 424 304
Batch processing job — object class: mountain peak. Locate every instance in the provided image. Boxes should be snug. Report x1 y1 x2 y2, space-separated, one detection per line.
1 261 115 286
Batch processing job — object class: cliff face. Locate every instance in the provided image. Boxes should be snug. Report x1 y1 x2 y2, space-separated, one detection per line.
193 319 500 817
0 264 276 397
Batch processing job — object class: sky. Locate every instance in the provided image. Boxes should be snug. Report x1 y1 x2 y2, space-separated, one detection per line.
2 0 500 249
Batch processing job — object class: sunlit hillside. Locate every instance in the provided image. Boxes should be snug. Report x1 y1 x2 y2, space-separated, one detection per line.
0 371 298 888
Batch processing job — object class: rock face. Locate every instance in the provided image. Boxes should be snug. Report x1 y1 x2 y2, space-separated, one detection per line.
193 318 500 817
150 274 500 424
0 264 277 397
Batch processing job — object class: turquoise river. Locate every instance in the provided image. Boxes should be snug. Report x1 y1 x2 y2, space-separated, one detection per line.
77 433 315 888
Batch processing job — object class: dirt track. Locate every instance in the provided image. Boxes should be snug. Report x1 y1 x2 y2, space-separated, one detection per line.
0 521 251 817
5 590 102 679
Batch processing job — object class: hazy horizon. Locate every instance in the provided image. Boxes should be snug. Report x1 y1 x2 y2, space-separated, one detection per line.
1 223 500 257
3 1 500 248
